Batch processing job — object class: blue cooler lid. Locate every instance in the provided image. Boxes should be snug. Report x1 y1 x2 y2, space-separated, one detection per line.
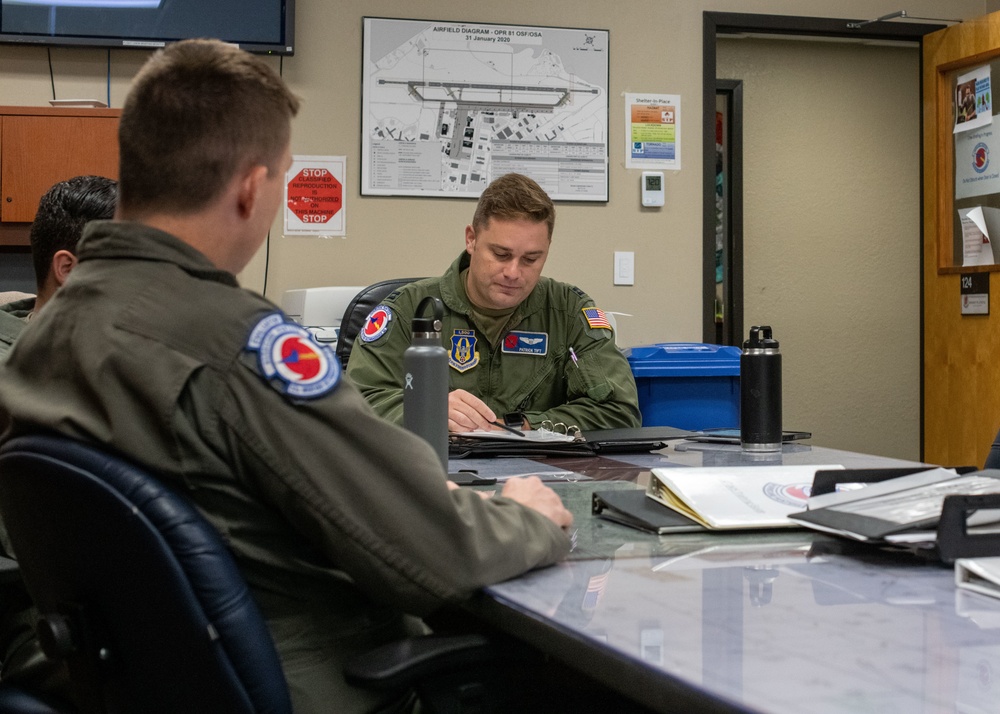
624 343 742 377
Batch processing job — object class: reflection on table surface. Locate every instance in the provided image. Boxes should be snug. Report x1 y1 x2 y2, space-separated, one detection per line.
485 535 1000 714
466 442 1000 714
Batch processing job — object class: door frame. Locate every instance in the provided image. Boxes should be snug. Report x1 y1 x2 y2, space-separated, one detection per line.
713 79 743 348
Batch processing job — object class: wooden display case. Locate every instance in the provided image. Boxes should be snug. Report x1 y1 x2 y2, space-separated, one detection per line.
0 106 120 247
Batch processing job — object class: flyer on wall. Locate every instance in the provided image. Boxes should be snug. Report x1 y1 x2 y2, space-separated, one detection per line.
284 156 346 237
954 65 992 134
954 124 1000 199
958 206 999 266
625 93 680 170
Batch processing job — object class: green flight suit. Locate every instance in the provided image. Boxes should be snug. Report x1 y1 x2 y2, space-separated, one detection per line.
0 298 33 362
0 222 570 714
347 252 641 431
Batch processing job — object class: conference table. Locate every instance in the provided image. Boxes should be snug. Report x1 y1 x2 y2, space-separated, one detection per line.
450 441 1000 714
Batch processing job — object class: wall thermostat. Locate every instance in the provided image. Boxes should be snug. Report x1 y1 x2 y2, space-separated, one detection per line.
641 171 665 207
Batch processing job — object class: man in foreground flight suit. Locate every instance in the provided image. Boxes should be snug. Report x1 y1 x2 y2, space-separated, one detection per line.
0 39 572 713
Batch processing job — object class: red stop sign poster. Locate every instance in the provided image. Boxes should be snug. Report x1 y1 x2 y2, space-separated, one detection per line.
284 157 346 235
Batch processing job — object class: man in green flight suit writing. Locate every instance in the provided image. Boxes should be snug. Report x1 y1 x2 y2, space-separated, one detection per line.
347 173 641 433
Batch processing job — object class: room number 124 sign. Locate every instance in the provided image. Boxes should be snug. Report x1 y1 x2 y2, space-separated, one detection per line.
284 156 346 236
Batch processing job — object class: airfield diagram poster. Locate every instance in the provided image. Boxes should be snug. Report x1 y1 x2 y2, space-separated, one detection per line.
361 17 609 201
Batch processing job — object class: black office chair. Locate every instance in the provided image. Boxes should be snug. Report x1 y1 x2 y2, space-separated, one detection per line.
0 434 293 714
0 435 539 714
336 277 425 369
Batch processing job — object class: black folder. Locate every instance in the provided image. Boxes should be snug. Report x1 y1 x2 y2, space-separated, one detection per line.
592 489 705 534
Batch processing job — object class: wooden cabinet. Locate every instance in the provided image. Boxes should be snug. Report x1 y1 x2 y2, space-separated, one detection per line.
0 106 120 246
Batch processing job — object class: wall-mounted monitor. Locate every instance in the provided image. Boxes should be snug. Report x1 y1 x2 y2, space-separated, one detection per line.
0 0 295 55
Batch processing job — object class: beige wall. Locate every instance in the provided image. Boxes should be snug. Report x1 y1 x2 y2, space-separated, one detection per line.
0 0 988 455
718 38 921 459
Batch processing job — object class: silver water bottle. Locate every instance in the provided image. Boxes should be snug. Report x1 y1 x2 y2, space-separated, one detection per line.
740 325 782 452
403 296 449 468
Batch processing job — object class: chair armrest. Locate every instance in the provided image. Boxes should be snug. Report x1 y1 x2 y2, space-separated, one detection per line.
344 634 498 691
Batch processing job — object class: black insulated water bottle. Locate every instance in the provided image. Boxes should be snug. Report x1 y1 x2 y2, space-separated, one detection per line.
740 325 782 452
403 296 449 468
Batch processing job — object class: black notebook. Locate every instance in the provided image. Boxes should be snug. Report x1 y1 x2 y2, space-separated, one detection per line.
592 489 705 534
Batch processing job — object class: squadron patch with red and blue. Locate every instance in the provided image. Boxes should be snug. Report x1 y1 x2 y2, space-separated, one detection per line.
246 312 341 399
360 304 393 343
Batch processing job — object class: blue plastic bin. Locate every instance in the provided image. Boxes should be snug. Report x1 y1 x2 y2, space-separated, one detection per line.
624 343 741 430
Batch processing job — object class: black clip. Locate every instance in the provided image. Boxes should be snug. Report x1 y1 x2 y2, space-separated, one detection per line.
937 493 1000 563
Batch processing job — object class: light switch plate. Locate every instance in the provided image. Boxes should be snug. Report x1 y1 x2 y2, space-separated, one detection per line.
614 251 635 286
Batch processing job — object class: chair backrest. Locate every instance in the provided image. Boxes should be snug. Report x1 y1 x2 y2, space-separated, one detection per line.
0 435 292 714
336 277 425 369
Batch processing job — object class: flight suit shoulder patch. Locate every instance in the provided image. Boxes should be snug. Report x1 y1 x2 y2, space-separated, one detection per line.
581 307 612 331
244 311 341 399
359 304 394 344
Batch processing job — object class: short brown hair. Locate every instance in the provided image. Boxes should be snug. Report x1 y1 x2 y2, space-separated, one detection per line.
118 39 300 216
472 173 555 239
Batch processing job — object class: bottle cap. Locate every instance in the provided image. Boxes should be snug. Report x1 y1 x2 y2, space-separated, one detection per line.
412 296 444 334
744 325 778 350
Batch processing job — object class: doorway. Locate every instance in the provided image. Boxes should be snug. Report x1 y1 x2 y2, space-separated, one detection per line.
713 79 743 348
702 13 943 460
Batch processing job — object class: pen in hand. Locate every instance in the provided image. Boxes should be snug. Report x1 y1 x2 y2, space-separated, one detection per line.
490 420 527 437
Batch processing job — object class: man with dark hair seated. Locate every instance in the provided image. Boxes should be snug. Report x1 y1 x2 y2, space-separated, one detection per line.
0 175 117 360
0 175 116 702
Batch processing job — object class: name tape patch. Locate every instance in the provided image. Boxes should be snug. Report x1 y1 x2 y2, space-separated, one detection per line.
501 330 548 356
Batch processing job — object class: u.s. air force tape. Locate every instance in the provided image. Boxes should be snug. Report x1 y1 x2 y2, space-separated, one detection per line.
245 312 341 399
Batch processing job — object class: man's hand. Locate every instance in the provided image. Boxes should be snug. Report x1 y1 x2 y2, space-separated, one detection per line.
448 389 497 432
501 476 573 529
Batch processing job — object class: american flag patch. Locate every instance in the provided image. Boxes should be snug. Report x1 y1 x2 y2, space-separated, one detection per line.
582 307 611 330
